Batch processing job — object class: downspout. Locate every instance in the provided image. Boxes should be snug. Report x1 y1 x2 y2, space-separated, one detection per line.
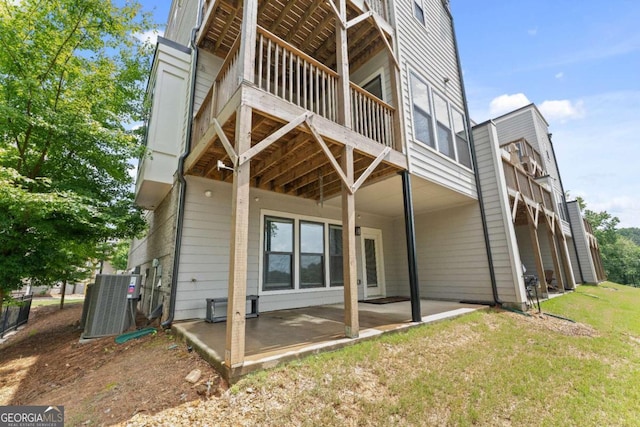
548 132 585 284
445 3 501 305
162 0 204 328
401 171 422 322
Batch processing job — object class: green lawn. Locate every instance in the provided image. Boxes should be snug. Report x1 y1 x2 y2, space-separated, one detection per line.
233 282 640 426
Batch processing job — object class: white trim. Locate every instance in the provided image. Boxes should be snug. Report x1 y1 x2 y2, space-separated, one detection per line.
259 209 343 296
407 66 474 172
357 66 387 102
360 227 386 299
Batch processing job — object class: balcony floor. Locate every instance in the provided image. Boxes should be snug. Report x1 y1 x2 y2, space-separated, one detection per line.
172 299 486 382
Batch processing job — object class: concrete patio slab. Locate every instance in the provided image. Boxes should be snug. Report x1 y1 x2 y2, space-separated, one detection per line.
172 299 487 382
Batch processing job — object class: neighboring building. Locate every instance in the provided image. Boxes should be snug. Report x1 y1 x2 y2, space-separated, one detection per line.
472 104 605 298
129 0 603 373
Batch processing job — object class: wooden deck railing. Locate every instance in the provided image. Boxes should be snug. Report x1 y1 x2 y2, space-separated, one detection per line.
503 159 554 210
257 26 339 122
192 36 241 146
350 84 395 148
192 27 397 150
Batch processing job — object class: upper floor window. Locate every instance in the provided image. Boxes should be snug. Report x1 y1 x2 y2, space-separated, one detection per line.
409 71 473 169
413 0 426 26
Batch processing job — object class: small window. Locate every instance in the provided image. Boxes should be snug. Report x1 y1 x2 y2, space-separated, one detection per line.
451 108 471 168
413 0 426 25
329 225 343 287
410 73 435 148
362 75 383 100
264 217 294 290
299 221 324 288
433 93 454 160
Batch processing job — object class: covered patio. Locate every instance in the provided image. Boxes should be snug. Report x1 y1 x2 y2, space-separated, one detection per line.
172 299 486 382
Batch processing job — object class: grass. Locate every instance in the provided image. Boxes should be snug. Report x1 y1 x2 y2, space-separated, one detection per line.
232 282 640 426
29 297 84 307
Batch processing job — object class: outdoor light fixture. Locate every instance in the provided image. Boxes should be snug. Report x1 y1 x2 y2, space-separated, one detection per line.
204 190 212 197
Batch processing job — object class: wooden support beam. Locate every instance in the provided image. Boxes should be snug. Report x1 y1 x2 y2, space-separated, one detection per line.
225 104 252 368
528 221 549 296
341 144 358 338
300 8 334 51
286 0 322 43
325 0 345 27
213 7 241 53
511 192 520 222
304 117 352 192
239 0 258 83
372 15 399 69
545 219 566 292
352 146 390 192
239 113 308 165
270 0 297 31
213 118 239 165
346 11 373 29
335 0 351 128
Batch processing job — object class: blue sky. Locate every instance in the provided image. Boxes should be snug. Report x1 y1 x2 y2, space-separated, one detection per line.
138 1 639 228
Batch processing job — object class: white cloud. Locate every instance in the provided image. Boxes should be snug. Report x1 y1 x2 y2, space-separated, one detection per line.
134 30 161 45
538 99 585 122
488 93 531 117
555 72 564 79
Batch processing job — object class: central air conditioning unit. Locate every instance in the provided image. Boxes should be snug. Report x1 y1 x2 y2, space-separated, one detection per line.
82 274 142 339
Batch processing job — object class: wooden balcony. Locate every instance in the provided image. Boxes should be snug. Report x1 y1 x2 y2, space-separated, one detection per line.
198 0 393 72
501 138 544 178
502 159 555 225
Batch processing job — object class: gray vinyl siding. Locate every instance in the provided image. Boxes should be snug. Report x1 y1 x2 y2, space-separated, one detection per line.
567 201 598 283
413 202 494 302
394 0 476 197
193 49 224 114
472 123 525 305
173 176 406 320
165 0 199 47
495 109 537 149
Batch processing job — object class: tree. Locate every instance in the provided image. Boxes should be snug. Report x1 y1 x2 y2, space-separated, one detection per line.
0 0 152 303
618 228 640 246
582 207 640 286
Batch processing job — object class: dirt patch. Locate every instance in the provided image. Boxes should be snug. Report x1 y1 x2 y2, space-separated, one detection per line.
0 303 224 426
504 311 599 337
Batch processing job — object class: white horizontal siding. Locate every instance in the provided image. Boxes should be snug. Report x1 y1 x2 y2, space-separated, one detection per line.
173 176 407 320
193 49 223 114
472 122 526 305
413 201 494 303
349 50 393 105
567 201 598 283
165 0 199 47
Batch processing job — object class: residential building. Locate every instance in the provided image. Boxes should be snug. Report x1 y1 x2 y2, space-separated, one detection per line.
472 104 605 299
129 0 603 378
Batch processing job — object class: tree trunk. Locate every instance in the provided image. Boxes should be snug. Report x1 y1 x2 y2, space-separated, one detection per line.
59 279 67 310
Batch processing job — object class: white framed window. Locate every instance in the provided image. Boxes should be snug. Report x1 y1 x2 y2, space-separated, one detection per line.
413 0 426 26
409 70 473 170
261 211 344 293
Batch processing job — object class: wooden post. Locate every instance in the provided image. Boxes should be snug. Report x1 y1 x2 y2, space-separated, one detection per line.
545 225 565 292
225 104 252 368
341 145 358 338
239 0 258 84
335 0 352 128
528 220 548 296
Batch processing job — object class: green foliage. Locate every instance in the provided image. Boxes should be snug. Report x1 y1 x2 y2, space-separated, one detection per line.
583 207 640 286
109 240 132 271
618 227 640 246
0 0 154 299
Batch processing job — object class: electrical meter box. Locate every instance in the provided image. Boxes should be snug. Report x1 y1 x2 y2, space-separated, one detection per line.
126 275 142 299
